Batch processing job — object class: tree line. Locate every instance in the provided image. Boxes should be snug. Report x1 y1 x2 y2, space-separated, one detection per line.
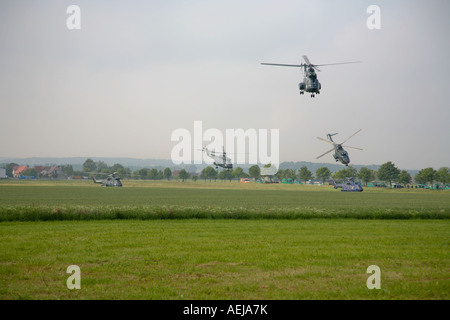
273 162 449 187
2 159 448 187
194 162 449 186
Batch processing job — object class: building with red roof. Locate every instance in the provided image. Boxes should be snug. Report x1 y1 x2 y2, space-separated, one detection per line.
12 166 28 177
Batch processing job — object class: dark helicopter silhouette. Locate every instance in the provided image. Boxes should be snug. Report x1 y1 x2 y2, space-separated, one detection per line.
199 146 233 171
261 55 361 97
332 177 363 192
316 129 362 166
92 172 123 187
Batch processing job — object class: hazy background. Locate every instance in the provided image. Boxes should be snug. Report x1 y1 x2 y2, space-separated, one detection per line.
0 0 449 170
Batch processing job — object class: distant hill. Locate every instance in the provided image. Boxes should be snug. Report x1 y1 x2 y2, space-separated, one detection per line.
0 157 419 176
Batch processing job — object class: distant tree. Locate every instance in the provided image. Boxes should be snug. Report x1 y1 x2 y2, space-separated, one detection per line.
275 169 286 180
82 158 97 172
100 168 111 174
96 161 108 172
248 165 261 182
357 167 374 186
414 172 427 185
298 166 312 183
316 167 331 184
4 163 19 177
416 167 437 186
110 163 124 172
226 170 234 182
200 167 208 181
116 167 128 177
60 165 74 177
148 168 159 180
178 169 190 182
135 168 148 179
192 175 198 182
210 168 218 182
436 167 449 184
284 169 297 181
201 166 217 182
397 170 412 186
218 170 233 182
346 166 358 178
218 170 227 181
231 167 245 179
332 170 346 180
377 161 400 187
332 166 357 180
163 168 172 181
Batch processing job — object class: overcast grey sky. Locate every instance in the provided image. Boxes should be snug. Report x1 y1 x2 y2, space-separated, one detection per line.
0 0 449 170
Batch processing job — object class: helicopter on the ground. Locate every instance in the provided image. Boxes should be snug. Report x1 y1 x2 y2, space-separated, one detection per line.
199 146 233 171
261 55 361 97
91 172 123 187
316 129 363 166
332 177 363 192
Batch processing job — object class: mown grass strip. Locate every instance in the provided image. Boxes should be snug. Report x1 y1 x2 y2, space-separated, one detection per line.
0 205 448 221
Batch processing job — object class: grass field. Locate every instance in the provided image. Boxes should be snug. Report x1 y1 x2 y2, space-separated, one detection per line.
0 180 449 299
0 180 448 220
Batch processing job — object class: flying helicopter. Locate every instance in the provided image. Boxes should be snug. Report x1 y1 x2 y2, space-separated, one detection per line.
199 146 233 171
332 177 363 192
316 129 363 166
91 172 123 187
261 55 361 97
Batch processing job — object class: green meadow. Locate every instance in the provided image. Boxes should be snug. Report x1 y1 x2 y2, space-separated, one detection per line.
0 180 449 299
0 180 448 220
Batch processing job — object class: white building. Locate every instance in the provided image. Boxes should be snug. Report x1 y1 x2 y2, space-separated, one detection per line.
0 168 7 179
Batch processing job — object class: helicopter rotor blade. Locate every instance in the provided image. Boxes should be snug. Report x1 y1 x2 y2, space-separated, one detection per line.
261 63 304 68
316 148 335 159
313 61 362 67
341 129 362 145
343 146 363 151
302 55 311 65
317 137 335 145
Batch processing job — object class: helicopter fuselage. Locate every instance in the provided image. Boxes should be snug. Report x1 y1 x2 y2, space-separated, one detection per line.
334 145 350 166
316 130 362 167
261 56 360 98
299 67 321 95
92 175 122 187
204 148 233 171
333 178 363 192
214 162 233 170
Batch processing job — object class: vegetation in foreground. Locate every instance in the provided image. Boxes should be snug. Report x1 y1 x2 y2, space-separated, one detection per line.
0 180 448 300
0 219 448 300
